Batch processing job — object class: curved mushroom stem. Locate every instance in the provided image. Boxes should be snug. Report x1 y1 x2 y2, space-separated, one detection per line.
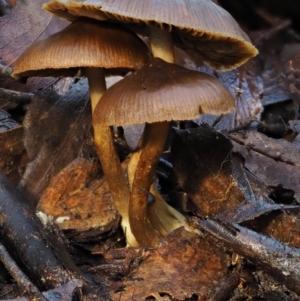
128 137 192 241
86 67 138 247
128 27 177 245
129 122 169 246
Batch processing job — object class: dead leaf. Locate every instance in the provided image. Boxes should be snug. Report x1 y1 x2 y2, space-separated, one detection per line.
259 100 297 138
198 60 263 125
217 197 298 224
0 0 68 92
19 79 92 207
113 228 229 301
278 53 300 102
0 109 26 183
37 158 119 239
171 126 245 216
237 144 300 200
246 209 300 248
229 130 300 167
231 132 300 247
90 247 153 280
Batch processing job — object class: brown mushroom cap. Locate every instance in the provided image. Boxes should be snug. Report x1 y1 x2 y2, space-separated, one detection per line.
43 0 258 70
11 18 151 79
93 58 235 126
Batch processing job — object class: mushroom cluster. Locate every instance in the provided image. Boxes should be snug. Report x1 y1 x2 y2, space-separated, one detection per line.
14 0 258 247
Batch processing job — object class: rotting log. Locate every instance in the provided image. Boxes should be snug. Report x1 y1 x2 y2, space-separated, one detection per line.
0 171 97 298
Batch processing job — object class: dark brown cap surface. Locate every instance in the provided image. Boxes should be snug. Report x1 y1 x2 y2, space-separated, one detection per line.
44 0 258 70
12 18 151 79
94 58 235 126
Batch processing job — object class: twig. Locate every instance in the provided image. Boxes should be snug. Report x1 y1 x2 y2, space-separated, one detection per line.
0 63 13 76
211 114 224 127
0 287 13 298
0 244 49 301
0 88 34 104
252 7 292 45
227 118 265 133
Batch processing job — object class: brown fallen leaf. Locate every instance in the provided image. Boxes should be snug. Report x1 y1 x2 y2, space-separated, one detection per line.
278 53 300 103
238 145 300 200
90 247 153 281
198 60 263 125
113 227 230 301
171 125 245 216
217 196 298 224
255 27 290 107
0 0 68 92
0 110 27 183
231 133 300 247
19 79 93 207
174 45 263 126
37 158 119 240
229 130 300 167
245 209 300 248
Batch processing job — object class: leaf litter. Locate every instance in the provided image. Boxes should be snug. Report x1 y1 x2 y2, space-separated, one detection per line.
2 1 300 300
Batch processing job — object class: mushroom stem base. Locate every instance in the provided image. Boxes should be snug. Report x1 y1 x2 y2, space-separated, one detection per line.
93 125 138 247
129 122 170 246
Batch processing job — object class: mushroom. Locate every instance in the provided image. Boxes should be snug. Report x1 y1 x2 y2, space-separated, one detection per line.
43 0 257 246
11 18 151 246
94 58 235 246
43 0 258 69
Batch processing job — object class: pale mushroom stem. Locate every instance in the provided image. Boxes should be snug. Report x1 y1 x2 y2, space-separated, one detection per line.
86 67 138 247
128 28 176 246
149 26 174 63
85 68 106 113
129 122 169 246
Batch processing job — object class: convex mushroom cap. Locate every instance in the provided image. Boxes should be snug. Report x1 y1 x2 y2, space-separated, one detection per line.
94 58 235 126
43 0 258 70
11 18 151 79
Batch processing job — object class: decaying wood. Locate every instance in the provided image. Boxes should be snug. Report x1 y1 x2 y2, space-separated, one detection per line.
0 88 33 105
0 244 48 301
191 216 300 295
0 171 99 300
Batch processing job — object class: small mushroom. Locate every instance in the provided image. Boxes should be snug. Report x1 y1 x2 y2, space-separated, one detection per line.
94 58 235 246
11 18 151 246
